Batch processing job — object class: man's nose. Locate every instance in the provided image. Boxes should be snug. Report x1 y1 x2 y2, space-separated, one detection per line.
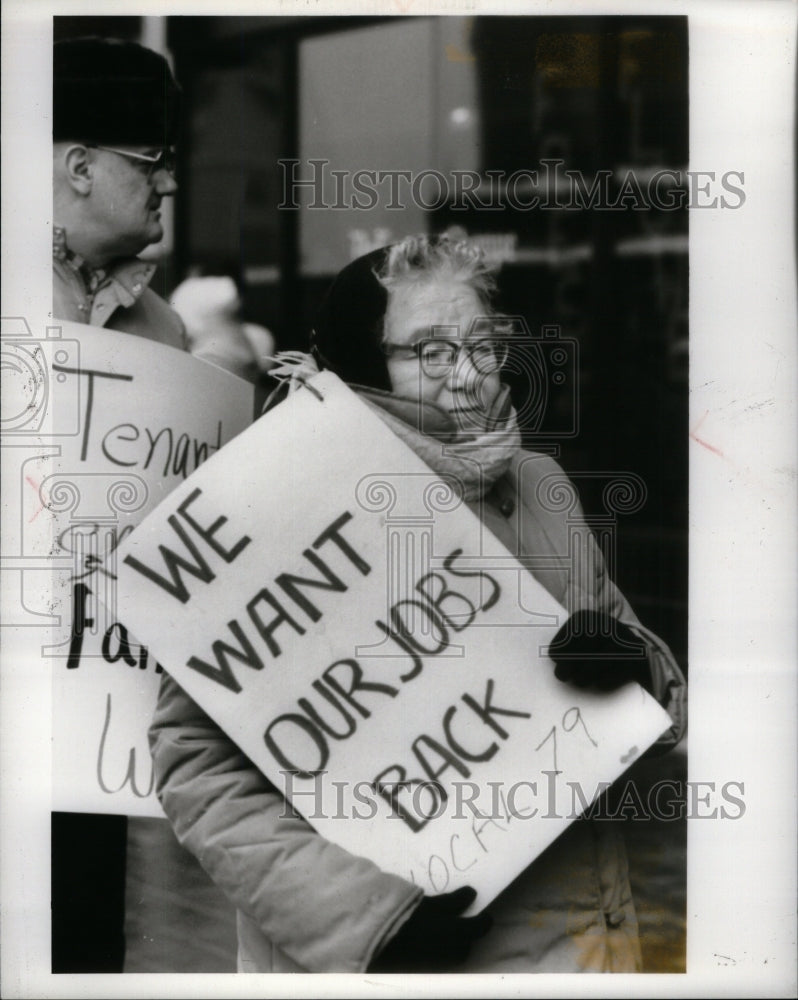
152 169 178 195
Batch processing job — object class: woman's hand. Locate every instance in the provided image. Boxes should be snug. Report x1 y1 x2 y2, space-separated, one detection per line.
548 610 653 693
368 886 492 973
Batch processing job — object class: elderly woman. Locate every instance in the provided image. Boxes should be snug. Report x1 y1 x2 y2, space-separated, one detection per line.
149 234 686 974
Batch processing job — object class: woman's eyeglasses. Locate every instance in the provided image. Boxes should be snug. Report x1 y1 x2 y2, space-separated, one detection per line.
383 337 510 378
87 145 177 179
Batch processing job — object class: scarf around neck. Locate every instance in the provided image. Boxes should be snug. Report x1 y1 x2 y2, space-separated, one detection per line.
266 351 521 502
356 386 520 502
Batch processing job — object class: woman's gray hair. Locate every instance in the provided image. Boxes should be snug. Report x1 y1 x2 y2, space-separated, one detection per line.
375 234 498 304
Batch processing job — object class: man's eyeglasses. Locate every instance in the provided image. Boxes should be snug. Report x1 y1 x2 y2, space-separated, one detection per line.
383 337 510 379
87 145 177 179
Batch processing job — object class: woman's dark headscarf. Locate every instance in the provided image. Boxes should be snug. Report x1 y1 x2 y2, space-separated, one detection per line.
309 236 503 393
309 246 393 391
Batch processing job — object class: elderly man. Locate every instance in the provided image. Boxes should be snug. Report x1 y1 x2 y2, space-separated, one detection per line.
53 36 272 378
53 36 185 345
51 35 188 974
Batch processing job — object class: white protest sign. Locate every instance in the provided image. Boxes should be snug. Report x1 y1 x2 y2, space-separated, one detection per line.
115 371 672 910
17 321 255 817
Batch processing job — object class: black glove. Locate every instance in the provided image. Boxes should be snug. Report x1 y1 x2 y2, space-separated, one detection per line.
548 610 652 693
368 886 492 973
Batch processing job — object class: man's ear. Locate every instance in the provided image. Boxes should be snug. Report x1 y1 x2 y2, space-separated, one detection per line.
62 144 94 196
